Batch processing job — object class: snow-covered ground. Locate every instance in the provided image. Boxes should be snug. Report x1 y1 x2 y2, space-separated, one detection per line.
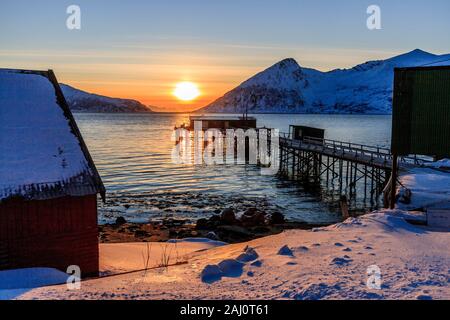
0 268 70 300
3 209 448 300
0 239 225 300
99 239 227 275
2 167 449 300
398 167 450 211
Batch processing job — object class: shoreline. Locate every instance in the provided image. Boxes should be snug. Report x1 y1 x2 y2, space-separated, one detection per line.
97 190 345 242
99 216 330 244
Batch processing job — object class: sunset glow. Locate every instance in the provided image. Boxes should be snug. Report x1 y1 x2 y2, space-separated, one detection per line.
173 82 201 102
1 1 448 112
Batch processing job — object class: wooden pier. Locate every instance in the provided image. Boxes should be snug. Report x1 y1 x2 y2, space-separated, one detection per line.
174 121 430 212
278 134 426 211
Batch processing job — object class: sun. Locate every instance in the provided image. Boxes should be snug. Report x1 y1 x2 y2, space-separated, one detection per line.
173 81 200 101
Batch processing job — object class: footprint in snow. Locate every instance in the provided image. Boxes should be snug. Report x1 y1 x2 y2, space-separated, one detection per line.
343 247 352 252
200 265 223 283
416 294 433 300
218 259 244 278
200 259 245 283
330 256 353 266
236 246 259 263
334 242 345 247
250 260 263 267
278 245 294 256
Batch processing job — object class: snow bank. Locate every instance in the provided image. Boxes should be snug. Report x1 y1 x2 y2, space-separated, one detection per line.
0 268 68 290
398 168 450 210
0 268 69 300
10 210 450 300
425 159 450 170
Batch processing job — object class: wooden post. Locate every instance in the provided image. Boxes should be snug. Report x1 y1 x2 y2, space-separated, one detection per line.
340 195 350 220
389 153 398 209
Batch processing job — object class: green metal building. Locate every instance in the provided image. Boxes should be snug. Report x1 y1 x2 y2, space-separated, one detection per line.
392 66 450 159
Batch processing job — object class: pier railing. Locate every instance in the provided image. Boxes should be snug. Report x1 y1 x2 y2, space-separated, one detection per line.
278 132 434 211
280 133 430 168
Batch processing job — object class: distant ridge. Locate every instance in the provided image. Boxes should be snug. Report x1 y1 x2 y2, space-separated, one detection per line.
199 49 450 114
60 84 155 113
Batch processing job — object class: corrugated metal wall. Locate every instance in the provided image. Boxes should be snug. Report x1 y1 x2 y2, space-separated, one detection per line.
0 195 99 276
392 67 450 157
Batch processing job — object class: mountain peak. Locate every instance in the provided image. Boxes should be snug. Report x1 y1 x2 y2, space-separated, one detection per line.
273 58 300 69
240 58 303 90
200 49 450 115
393 49 436 60
61 84 154 113
409 48 431 55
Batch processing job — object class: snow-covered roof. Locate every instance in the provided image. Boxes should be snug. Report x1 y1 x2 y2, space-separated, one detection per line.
0 69 105 201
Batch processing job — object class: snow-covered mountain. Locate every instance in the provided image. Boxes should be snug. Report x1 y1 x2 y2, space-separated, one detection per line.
60 84 154 113
200 49 450 114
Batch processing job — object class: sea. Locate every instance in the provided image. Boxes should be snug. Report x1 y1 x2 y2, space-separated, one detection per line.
74 113 392 224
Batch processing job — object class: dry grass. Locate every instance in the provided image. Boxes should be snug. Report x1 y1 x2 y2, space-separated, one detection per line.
141 242 152 277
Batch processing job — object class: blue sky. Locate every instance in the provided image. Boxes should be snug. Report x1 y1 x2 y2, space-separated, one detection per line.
1 0 449 110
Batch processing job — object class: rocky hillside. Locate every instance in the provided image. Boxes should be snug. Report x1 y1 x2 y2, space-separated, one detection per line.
61 84 154 113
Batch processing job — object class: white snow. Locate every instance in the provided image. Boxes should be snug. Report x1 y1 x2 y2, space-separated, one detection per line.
0 70 89 198
2 164 449 300
236 246 259 262
99 240 227 275
200 265 223 283
425 159 450 170
0 268 69 300
277 245 294 256
398 168 450 210
202 49 450 114
7 209 450 300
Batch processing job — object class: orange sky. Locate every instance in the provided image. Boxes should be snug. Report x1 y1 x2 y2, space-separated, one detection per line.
2 1 449 112
6 47 402 112
64 58 260 112
0 45 413 112
54 50 269 112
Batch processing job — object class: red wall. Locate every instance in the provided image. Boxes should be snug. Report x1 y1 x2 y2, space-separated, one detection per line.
0 195 99 276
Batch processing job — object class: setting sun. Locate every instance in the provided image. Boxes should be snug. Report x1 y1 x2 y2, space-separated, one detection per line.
173 81 200 101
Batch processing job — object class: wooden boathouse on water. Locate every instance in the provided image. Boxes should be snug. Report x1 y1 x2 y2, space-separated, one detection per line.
182 115 257 130
0 69 105 276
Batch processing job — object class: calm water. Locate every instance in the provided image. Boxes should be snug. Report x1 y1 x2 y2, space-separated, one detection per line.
74 113 392 224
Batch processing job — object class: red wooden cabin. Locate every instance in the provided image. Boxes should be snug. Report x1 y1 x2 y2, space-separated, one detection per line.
0 69 105 276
